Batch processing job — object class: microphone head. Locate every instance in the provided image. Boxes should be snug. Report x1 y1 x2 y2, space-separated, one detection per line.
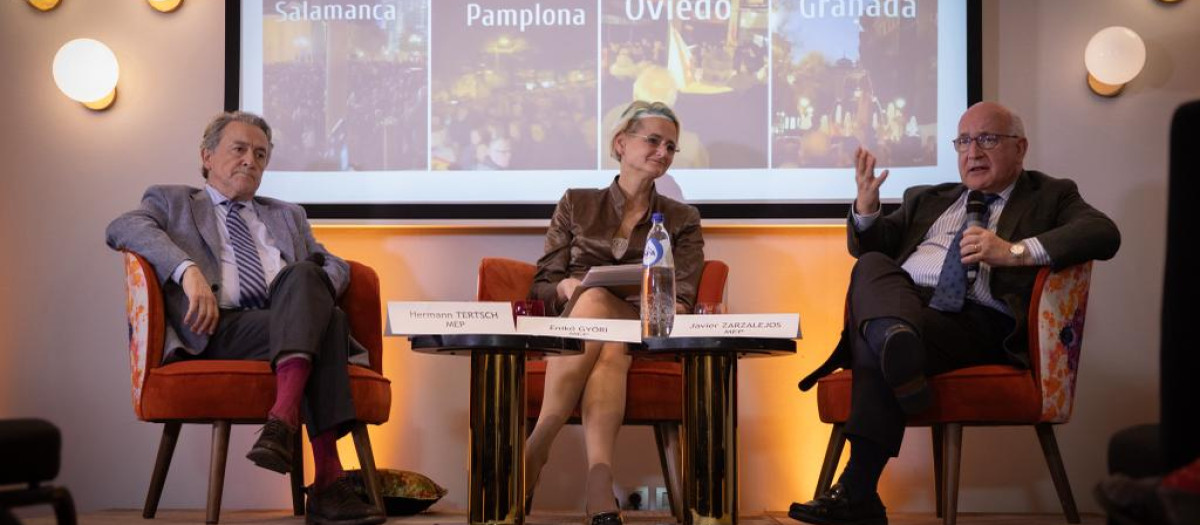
966 190 988 215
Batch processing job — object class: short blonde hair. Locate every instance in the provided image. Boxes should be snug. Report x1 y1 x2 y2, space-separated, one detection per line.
609 100 680 161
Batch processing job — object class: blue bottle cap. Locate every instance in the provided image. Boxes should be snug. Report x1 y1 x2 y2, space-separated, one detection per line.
652 212 664 223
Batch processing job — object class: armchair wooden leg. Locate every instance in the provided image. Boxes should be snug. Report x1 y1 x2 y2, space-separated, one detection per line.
290 429 305 516
206 421 231 525
143 422 181 519
1035 423 1081 524
653 422 684 523
352 424 384 513
932 425 944 519
814 424 846 499
941 423 962 525
50 486 77 525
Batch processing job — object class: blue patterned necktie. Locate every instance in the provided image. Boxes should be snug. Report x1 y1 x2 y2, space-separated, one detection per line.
223 201 269 309
928 192 998 312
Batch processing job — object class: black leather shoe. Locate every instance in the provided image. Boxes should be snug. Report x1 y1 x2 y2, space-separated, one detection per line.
307 476 386 525
788 484 887 525
246 418 297 474
880 327 931 415
584 511 623 525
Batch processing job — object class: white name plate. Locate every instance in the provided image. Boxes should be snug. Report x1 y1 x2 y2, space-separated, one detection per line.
670 314 801 339
517 317 642 343
387 301 514 335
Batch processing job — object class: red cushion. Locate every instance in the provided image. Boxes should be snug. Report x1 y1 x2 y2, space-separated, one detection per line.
140 360 391 424
816 365 1042 425
526 359 682 423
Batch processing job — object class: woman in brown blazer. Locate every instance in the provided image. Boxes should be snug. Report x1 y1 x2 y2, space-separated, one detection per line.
526 101 705 525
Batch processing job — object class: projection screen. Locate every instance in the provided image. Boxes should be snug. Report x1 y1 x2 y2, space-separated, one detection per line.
227 0 982 221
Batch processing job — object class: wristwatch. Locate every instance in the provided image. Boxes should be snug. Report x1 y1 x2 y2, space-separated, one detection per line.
1009 241 1027 260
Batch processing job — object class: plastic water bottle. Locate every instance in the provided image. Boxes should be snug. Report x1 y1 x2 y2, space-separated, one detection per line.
641 212 676 338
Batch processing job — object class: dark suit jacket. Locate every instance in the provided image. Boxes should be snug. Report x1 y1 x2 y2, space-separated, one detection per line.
106 184 349 358
800 170 1120 390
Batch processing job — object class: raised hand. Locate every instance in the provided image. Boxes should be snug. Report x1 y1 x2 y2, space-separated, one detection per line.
854 146 889 216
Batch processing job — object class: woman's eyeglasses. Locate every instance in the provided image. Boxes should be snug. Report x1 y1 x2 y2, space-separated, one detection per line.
625 133 681 154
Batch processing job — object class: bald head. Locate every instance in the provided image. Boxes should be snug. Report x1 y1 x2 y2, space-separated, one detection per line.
957 102 1028 193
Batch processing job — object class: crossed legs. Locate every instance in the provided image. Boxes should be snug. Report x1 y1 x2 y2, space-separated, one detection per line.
526 287 636 514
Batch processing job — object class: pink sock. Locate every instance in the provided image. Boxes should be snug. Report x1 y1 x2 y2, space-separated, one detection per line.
312 430 345 490
268 355 312 428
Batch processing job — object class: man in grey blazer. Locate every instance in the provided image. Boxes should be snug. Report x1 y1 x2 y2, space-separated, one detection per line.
106 112 384 525
791 102 1121 525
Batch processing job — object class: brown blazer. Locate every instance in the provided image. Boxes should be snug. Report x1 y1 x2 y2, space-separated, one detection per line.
530 178 705 316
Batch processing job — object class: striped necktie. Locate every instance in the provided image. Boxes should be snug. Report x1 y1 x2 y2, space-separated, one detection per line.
223 201 269 309
928 192 999 312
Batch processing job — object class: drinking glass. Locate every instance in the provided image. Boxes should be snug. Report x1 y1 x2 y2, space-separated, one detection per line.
512 299 545 321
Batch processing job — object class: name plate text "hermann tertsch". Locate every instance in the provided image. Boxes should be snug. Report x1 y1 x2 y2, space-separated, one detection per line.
670 314 801 339
517 317 642 343
386 301 514 335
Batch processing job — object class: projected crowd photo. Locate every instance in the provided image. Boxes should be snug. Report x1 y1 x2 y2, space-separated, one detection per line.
263 0 428 172
243 0 967 208
600 0 770 170
430 0 598 171
771 0 939 169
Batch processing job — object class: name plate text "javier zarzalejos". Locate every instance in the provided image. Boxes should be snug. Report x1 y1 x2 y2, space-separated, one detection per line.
386 301 514 335
670 314 801 339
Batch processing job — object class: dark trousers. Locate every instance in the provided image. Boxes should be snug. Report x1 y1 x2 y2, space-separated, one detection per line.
200 261 357 439
846 252 1014 456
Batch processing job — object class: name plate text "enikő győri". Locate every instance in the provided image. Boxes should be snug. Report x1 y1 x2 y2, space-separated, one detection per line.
516 317 642 343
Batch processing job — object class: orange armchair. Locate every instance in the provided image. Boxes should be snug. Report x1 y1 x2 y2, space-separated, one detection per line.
475 257 729 523
123 252 392 524
813 262 1093 525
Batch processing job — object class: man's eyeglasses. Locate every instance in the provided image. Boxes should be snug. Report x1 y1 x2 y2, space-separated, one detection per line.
626 133 681 154
951 133 1021 152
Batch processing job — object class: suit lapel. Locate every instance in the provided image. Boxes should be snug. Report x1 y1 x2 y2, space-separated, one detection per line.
997 171 1034 241
902 185 963 257
257 200 297 263
191 190 223 262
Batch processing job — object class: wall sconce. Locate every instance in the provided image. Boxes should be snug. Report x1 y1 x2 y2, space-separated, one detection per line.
27 0 61 11
147 0 183 13
1084 26 1146 97
52 39 120 111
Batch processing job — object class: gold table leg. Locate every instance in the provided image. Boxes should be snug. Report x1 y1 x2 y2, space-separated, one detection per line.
682 354 737 525
469 353 526 525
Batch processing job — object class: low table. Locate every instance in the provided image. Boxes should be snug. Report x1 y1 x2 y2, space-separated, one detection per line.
410 334 582 525
634 337 796 525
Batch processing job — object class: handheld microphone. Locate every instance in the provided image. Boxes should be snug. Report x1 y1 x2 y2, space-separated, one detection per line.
964 190 988 284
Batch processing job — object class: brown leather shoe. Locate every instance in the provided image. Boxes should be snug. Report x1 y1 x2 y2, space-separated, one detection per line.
246 418 296 474
307 476 386 525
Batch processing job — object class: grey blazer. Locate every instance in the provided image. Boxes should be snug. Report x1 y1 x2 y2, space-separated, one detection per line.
106 184 349 358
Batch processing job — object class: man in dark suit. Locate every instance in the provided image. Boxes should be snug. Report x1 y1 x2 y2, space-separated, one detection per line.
106 111 384 525
791 102 1121 525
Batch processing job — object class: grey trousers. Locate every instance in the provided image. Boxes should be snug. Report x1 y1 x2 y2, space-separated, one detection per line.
200 261 357 439
845 252 1014 455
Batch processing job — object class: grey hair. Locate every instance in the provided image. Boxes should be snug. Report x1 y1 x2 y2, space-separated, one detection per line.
199 111 273 178
1009 113 1026 138
609 100 680 161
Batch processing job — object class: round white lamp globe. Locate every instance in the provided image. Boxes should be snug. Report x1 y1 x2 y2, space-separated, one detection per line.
1084 26 1145 96
52 38 119 109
